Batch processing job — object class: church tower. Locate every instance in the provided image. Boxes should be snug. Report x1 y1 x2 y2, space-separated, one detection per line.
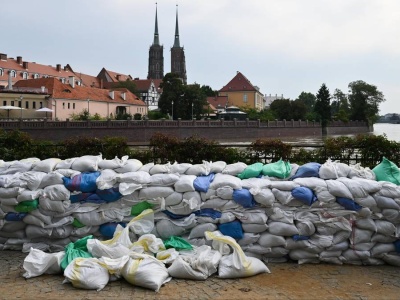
170 5 187 84
148 4 164 80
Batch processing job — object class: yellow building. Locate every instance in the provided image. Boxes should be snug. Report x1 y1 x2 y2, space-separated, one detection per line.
218 71 264 111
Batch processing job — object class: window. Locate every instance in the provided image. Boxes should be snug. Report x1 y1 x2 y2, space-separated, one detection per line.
3 100 6 106
67 103 70 109
10 70 16 78
63 103 65 109
60 78 65 83
33 102 36 109
0 68 3 76
11 101 14 106
22 72 28 79
25 102 29 109
33 73 39 79
243 94 248 103
39 102 43 108
73 103 75 109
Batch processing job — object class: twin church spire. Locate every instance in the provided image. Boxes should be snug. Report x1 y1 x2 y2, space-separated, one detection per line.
148 4 186 84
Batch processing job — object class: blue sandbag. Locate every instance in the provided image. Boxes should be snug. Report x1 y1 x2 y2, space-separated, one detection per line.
232 188 256 208
84 193 106 204
292 235 310 241
193 208 222 219
5 212 28 221
336 197 362 211
291 186 317 206
394 240 400 253
96 187 122 202
62 171 100 193
291 162 321 179
218 220 243 240
193 173 215 193
99 222 126 239
70 192 93 203
162 210 191 219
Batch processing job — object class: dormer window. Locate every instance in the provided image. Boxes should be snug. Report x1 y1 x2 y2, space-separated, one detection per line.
10 70 16 77
60 78 65 83
43 75 49 78
62 89 72 93
0 68 3 76
22 72 28 79
33 73 39 79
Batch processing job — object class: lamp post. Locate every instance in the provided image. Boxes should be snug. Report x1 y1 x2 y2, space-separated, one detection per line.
191 102 194 120
87 98 90 116
171 100 174 120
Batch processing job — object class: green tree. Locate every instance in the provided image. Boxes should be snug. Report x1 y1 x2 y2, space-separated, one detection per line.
348 80 385 124
184 84 207 120
269 99 292 120
331 88 350 122
200 85 218 97
297 91 316 112
291 99 308 120
158 73 185 119
314 83 331 127
111 80 138 96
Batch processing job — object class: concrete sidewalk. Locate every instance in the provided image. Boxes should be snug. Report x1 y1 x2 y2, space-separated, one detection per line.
1 250 400 300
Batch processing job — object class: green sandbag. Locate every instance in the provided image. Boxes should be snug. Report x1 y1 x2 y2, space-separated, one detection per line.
163 236 193 251
15 199 38 212
262 159 292 179
72 218 85 228
238 162 264 179
372 157 400 185
60 235 94 271
131 201 154 216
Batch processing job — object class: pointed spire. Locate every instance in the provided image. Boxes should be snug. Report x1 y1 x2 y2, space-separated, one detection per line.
173 4 180 48
153 3 160 45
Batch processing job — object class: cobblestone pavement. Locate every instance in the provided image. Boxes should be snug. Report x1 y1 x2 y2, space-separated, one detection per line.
1 250 400 300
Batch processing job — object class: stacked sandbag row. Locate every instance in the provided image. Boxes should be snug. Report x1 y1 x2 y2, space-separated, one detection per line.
1 155 400 267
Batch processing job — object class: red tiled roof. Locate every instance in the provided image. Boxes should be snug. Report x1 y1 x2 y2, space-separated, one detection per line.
14 78 146 106
132 78 163 92
207 95 229 108
103 69 132 82
75 72 101 88
219 71 258 92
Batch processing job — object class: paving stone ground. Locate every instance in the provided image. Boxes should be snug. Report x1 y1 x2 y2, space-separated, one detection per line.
1 250 400 300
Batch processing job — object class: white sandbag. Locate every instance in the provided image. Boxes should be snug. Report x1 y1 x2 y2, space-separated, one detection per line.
337 177 369 199
87 238 131 259
326 179 354 199
258 232 286 248
189 223 218 239
38 172 64 188
3 160 35 174
269 181 299 191
156 248 180 264
356 218 377 232
32 158 62 173
319 159 351 179
19 171 47 191
222 162 247 176
165 192 183 206
149 162 171 175
174 175 196 193
117 171 150 185
219 212 236 224
63 257 110 291
200 198 229 210
131 234 166 254
54 168 81 178
381 253 400 267
241 244 271 255
23 248 65 278
375 220 397 236
237 233 260 246
295 220 316 236
156 219 186 239
139 186 174 199
236 210 268 224
210 161 227 173
289 249 319 260
42 184 70 201
267 207 294 224
185 161 211 176
0 186 20 198
242 223 269 233
327 240 349 251
241 178 271 189
285 238 312 250
200 188 216 201
351 177 382 193
371 243 396 257
250 187 275 207
167 245 221 280
216 186 234 200
309 234 333 248
98 156 128 170
354 195 377 208
205 231 270 278
114 159 143 173
371 233 397 243
70 155 102 172
374 195 400 210
121 254 170 291
382 209 400 223
96 169 118 190
350 228 373 244
149 173 180 186
55 158 76 169
167 198 201 215
348 163 376 180
374 182 400 198
16 189 41 202
38 198 70 213
272 188 294 205
169 162 192 174
268 221 299 236
341 249 370 262
118 182 142 196
293 177 328 190
353 242 376 251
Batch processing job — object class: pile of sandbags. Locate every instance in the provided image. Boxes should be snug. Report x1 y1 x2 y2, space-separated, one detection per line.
1 154 400 279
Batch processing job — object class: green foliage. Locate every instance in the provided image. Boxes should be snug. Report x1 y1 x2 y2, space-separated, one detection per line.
240 107 276 121
71 109 91 121
248 139 293 163
0 129 34 160
297 91 316 111
314 83 332 127
147 110 169 120
115 113 133 120
111 80 138 96
348 80 385 124
158 73 185 119
134 113 142 120
269 98 307 120
200 85 218 97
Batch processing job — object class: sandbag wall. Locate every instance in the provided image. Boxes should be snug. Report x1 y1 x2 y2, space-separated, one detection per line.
1 155 400 266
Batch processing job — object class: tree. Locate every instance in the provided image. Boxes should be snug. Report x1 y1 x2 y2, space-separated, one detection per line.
183 84 207 119
297 91 316 112
331 88 350 122
348 80 385 124
158 73 185 119
314 83 331 127
200 85 218 97
291 100 308 120
111 80 138 96
269 99 292 120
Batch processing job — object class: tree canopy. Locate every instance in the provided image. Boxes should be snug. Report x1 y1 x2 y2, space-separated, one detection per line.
314 83 331 127
111 80 138 96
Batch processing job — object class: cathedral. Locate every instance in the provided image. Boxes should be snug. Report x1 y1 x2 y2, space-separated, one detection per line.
148 5 187 84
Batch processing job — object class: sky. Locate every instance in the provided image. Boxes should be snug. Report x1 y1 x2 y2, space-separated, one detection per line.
2 0 400 115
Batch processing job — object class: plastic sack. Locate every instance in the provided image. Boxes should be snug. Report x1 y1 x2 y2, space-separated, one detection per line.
95 187 122 202
232 188 256 208
193 173 215 193
291 186 317 206
237 163 264 179
291 162 321 179
121 253 171 292
63 257 109 291
87 238 131 259
15 199 39 212
99 222 126 239
131 201 154 216
23 248 65 278
132 234 166 254
218 220 244 240
205 231 270 278
262 159 292 179
60 235 94 271
372 157 400 185
164 236 193 250
62 171 100 192
336 197 363 211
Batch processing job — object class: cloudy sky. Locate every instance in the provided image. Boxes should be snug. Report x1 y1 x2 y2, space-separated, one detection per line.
3 0 399 114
